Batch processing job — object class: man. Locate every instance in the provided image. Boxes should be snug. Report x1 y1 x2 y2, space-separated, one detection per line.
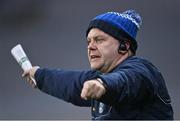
23 10 173 120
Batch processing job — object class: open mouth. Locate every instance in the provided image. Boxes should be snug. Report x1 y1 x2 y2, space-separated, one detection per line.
90 55 100 61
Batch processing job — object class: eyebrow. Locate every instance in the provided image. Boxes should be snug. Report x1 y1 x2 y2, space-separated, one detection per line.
88 35 106 40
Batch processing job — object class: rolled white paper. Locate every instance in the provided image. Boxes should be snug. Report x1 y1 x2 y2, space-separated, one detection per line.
11 44 37 86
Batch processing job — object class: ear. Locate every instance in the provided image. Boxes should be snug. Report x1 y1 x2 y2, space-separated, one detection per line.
118 41 130 54
118 49 127 54
125 40 130 50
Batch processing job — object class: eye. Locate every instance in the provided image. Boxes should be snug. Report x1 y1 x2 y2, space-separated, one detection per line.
95 38 105 44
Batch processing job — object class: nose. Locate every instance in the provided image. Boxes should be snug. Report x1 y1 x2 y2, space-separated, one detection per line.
87 41 97 50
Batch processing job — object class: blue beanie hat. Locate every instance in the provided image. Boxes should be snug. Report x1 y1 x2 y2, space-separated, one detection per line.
86 9 142 53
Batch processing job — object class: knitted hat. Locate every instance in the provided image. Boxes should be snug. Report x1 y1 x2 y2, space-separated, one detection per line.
86 9 142 53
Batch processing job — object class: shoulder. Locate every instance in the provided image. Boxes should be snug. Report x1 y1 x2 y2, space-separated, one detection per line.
115 56 159 73
123 56 155 67
124 56 151 64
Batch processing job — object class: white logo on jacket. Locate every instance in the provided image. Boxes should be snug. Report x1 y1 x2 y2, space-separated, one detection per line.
99 102 104 114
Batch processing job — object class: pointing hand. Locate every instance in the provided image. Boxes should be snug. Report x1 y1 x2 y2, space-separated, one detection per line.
81 79 106 100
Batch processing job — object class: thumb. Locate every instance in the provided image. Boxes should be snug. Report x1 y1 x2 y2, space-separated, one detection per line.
81 88 88 100
22 70 30 77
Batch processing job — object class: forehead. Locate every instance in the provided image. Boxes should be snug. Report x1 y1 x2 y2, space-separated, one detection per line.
87 28 120 44
87 28 109 38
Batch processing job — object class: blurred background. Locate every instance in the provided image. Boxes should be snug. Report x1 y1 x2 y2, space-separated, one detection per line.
0 0 179 120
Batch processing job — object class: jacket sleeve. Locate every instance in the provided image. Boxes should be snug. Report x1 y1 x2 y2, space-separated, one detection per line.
98 62 156 105
34 68 99 107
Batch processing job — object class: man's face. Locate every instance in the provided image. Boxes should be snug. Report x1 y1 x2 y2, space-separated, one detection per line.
87 28 121 73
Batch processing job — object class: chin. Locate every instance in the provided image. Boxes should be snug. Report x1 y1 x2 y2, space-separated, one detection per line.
90 64 101 71
90 66 98 70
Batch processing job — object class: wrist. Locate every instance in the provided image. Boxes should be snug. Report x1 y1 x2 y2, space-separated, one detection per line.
96 78 107 89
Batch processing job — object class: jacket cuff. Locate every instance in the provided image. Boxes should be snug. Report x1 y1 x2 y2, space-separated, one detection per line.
97 76 116 105
34 68 45 87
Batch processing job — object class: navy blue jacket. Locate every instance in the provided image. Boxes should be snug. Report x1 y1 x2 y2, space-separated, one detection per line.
34 56 173 120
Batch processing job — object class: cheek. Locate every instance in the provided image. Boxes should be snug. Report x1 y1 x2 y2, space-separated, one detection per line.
87 50 90 58
100 45 119 58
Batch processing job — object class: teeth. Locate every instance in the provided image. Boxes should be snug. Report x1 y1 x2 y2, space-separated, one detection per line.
91 55 96 58
90 55 99 59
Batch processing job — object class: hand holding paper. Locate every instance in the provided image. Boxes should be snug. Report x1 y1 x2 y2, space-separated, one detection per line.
11 44 37 86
